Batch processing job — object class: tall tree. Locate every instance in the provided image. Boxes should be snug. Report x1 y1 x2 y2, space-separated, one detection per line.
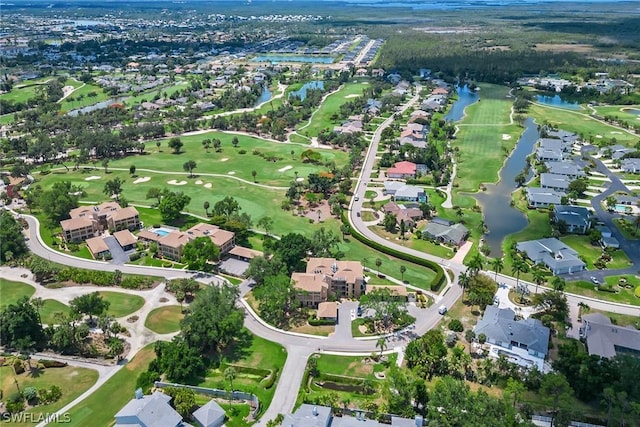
0 211 28 263
253 273 300 328
181 236 220 271
158 191 191 221
69 292 110 322
39 181 80 223
168 137 183 154
0 297 46 350
489 257 503 282
103 177 124 201
183 160 197 178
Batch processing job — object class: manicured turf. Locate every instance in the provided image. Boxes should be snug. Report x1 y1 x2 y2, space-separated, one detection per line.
53 346 155 426
559 235 632 270
144 305 184 334
565 280 640 306
40 299 71 325
529 104 637 145
0 278 35 307
59 83 109 110
1 362 98 427
315 354 380 379
298 80 371 138
452 83 522 195
591 105 640 126
199 332 286 417
98 291 145 318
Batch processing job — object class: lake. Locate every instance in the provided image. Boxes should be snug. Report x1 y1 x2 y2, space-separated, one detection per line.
252 55 335 64
254 85 272 106
444 85 479 122
473 117 540 257
289 81 324 101
535 95 581 110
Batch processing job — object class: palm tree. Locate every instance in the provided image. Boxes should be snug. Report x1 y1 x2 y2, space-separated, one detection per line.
376 336 387 357
252 170 257 183
458 271 471 300
552 276 566 292
400 265 406 282
31 297 44 327
375 258 382 275
224 367 236 391
512 258 530 302
203 201 210 216
465 253 484 277
531 265 546 295
490 257 503 282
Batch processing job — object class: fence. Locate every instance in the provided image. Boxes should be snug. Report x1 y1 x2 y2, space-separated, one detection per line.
154 381 260 417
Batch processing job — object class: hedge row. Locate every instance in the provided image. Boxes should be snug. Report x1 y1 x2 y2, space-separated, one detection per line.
263 367 279 390
342 212 446 291
221 363 270 378
308 316 336 326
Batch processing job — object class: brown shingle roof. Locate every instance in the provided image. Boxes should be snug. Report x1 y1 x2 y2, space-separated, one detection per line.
317 302 338 319
60 217 95 232
306 258 364 284
109 206 139 222
159 231 190 249
114 229 137 247
86 236 109 256
291 273 328 293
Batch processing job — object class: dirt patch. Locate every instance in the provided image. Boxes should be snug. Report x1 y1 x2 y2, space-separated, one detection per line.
481 45 511 51
347 360 373 376
534 43 594 53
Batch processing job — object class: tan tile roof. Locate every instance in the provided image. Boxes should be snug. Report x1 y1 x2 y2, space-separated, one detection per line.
69 205 96 219
95 201 121 216
137 230 162 242
109 206 139 222
317 302 338 319
306 257 364 284
187 223 235 248
291 273 328 293
60 217 95 232
229 246 263 259
113 229 137 247
86 236 109 256
159 230 190 249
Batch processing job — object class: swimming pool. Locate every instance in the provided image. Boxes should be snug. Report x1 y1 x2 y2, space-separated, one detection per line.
614 204 632 214
151 227 173 236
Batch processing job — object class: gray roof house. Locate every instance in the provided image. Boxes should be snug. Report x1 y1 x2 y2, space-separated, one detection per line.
553 205 592 234
545 161 586 179
422 222 469 247
516 238 586 275
193 399 226 427
282 404 332 427
474 306 550 365
547 129 578 143
540 173 571 191
526 187 565 208
536 146 564 162
114 390 182 427
539 138 572 153
582 313 640 359
394 185 426 202
621 158 640 174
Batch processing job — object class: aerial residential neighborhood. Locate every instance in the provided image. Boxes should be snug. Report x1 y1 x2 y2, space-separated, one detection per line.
1 0 639 426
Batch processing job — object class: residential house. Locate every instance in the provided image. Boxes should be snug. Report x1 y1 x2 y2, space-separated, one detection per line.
581 313 640 358
60 217 98 243
307 257 365 299
547 129 578 143
536 146 564 162
603 144 635 160
540 173 571 192
114 390 182 427
387 161 417 179
474 306 550 371
545 161 586 179
317 301 338 323
228 246 262 262
516 238 586 275
291 273 329 307
86 236 110 260
394 185 427 203
422 221 469 247
333 118 363 135
282 404 332 427
158 230 191 261
113 229 137 251
193 399 226 427
621 158 640 174
525 187 565 208
186 223 235 254
553 205 592 234
108 206 141 232
382 201 424 228
61 202 140 243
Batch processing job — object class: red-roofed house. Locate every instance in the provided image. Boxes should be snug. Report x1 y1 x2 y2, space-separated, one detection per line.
387 161 417 179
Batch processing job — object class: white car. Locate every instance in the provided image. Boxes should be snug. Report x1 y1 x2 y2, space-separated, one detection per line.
438 305 447 315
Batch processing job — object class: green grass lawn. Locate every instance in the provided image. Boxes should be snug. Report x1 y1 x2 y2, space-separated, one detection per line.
199 332 286 417
98 291 145 318
502 208 553 282
591 105 640 125
559 235 632 270
40 299 71 325
298 80 371 138
59 83 109 110
530 104 637 146
144 305 184 334
0 278 35 307
566 280 640 306
613 218 640 240
1 361 98 427
452 83 522 195
360 211 378 222
53 346 155 426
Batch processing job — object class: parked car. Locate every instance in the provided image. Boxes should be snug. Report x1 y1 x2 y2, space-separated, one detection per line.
590 276 600 285
438 305 447 315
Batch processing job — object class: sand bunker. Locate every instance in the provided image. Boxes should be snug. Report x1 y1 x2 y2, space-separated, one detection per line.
501 134 512 140
345 94 359 99
204 183 212 189
610 131 623 134
220 158 229 162
167 179 187 185
195 180 203 185
228 171 236 175
595 135 603 138
133 176 151 184
296 177 305 182
278 165 293 172
84 176 101 181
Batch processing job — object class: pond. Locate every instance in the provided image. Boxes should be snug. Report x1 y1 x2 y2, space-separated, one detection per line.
253 54 335 64
444 85 479 122
535 94 581 110
254 85 272 106
289 81 324 102
622 108 640 116
473 117 540 256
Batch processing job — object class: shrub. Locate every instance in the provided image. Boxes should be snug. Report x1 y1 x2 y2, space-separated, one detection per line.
449 319 464 332
38 385 62 404
635 286 640 298
40 359 67 368
13 359 24 374
136 370 159 394
308 316 336 326
238 149 247 154
465 329 475 342
129 252 141 261
23 386 38 402
5 399 24 414
478 333 487 344
263 367 279 389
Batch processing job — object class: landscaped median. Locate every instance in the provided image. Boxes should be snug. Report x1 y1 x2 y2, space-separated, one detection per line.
343 212 446 292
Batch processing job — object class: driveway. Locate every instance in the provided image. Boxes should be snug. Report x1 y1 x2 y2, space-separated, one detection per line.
103 235 129 265
219 257 250 276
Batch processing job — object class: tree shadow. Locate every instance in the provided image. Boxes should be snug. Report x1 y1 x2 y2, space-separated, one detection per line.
220 329 253 364
27 365 43 378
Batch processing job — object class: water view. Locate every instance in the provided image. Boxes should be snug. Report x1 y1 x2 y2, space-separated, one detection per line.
289 81 324 101
253 54 335 64
535 94 581 110
473 117 540 256
444 85 479 122
254 85 272 106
